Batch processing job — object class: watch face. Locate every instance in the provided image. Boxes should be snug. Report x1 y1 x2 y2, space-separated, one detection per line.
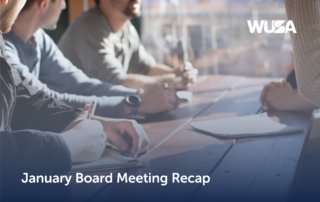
126 95 141 107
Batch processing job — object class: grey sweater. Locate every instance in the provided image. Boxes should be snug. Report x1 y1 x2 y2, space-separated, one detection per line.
285 0 320 107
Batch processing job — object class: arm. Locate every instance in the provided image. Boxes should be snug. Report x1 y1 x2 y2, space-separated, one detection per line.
122 64 175 89
290 92 318 111
0 65 72 178
4 41 129 118
39 29 136 97
10 67 80 132
285 0 320 107
1 130 72 180
260 81 317 111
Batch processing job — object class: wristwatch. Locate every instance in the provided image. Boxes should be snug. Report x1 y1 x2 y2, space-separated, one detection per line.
125 94 141 116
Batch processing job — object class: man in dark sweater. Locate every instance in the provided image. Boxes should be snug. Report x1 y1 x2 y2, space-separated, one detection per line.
0 0 149 195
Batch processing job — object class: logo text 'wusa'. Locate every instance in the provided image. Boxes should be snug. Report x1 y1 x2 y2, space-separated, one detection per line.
247 20 297 34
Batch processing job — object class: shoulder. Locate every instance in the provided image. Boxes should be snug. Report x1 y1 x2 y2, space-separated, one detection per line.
3 32 19 55
72 7 109 31
126 21 140 39
34 29 54 44
3 30 21 51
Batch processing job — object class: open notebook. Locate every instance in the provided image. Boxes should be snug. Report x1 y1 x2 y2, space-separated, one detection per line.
191 113 304 138
70 146 141 173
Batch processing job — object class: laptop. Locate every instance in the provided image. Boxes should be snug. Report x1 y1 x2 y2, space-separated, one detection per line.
288 109 320 202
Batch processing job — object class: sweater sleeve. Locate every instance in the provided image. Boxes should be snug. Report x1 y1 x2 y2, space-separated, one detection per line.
285 0 320 107
39 29 137 96
4 39 129 118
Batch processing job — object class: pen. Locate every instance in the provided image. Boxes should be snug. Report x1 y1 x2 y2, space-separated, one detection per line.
87 102 96 119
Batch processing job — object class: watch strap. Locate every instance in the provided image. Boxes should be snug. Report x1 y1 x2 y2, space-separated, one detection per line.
130 106 139 116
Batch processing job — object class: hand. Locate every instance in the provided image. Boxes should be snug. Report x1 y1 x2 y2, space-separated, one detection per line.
174 62 198 89
285 51 295 78
60 105 107 163
260 81 296 111
92 117 150 158
138 83 179 114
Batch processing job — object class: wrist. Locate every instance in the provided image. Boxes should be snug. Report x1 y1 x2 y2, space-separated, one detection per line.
152 74 176 83
124 95 141 116
124 100 132 115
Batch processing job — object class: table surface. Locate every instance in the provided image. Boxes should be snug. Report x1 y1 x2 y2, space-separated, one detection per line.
22 75 313 202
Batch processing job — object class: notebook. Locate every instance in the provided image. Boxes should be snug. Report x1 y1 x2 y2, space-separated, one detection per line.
70 146 141 173
191 113 304 138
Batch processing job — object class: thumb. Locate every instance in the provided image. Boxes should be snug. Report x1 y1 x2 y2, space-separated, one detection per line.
107 131 129 153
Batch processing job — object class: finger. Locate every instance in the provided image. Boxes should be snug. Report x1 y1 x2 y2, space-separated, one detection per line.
164 101 175 111
260 86 268 104
185 69 198 76
77 104 91 120
173 97 180 109
101 132 107 142
166 82 176 92
166 94 177 105
107 131 129 153
138 124 149 153
62 104 91 132
125 123 143 158
164 90 176 98
269 82 281 88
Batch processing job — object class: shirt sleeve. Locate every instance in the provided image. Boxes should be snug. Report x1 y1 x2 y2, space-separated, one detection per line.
127 24 156 75
39 29 136 96
1 130 72 181
59 15 129 85
4 41 128 118
10 71 81 133
285 0 320 107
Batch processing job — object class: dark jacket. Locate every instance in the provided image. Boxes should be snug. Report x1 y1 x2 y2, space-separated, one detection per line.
0 35 80 181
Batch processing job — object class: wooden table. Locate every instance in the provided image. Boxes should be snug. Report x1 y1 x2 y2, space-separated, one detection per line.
18 75 313 202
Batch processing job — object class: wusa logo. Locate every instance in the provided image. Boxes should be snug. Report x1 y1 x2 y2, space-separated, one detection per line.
247 20 297 34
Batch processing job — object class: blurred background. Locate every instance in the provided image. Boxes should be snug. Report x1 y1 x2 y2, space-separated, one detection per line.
49 0 291 79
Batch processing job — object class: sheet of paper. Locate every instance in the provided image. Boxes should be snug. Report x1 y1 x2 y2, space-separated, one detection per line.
191 113 304 136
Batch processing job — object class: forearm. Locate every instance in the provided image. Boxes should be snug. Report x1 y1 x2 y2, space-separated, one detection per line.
285 0 320 106
289 93 318 111
12 87 80 133
123 73 176 90
148 63 174 76
123 74 157 89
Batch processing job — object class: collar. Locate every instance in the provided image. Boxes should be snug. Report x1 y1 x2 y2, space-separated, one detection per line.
6 29 38 48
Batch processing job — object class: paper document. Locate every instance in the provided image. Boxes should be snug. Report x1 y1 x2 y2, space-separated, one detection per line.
191 113 304 138
70 146 141 172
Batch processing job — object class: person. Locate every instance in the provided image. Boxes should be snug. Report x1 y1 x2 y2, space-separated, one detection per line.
0 0 149 187
284 0 320 107
58 0 198 90
3 0 179 119
260 52 317 111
